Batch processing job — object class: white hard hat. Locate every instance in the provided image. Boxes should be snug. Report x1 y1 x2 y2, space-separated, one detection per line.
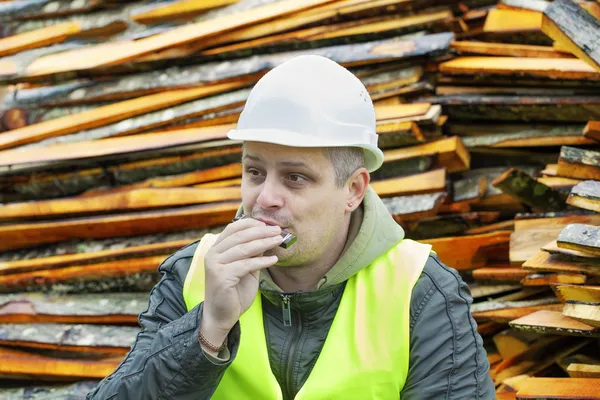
227 55 384 172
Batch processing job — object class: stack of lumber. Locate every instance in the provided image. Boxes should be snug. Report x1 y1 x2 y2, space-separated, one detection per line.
0 0 598 398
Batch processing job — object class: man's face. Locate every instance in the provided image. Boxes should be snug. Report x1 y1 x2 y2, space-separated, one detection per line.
241 142 349 267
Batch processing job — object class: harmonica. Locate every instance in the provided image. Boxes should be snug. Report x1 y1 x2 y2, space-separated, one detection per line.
232 213 297 249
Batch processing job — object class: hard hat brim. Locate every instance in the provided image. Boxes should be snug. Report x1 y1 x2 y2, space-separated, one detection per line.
227 128 384 173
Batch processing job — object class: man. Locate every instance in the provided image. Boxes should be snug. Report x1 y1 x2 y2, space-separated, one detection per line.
88 55 495 399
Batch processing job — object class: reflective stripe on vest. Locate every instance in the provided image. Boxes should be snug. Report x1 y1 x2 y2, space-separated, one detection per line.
183 234 432 399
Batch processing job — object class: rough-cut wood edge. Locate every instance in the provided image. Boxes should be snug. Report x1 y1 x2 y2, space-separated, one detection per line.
0 292 147 324
541 240 600 260
509 310 600 337
557 223 600 256
567 180 600 212
542 0 600 72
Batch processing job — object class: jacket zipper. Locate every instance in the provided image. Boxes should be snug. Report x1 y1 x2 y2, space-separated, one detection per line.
281 294 302 400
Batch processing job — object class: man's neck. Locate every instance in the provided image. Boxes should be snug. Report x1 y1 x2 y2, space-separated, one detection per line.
268 216 351 293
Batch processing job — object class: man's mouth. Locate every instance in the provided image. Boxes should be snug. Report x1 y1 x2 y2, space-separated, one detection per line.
257 217 286 229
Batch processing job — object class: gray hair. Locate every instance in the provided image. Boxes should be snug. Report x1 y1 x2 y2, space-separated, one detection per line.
323 147 365 187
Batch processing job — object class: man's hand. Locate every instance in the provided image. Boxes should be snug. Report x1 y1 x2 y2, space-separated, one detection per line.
200 217 283 355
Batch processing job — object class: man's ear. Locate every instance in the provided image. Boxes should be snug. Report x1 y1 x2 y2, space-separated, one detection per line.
345 167 370 213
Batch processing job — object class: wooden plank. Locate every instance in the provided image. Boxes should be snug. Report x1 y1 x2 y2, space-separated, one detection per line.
469 283 522 299
0 125 232 168
472 297 560 314
450 40 573 58
493 329 543 360
439 57 600 80
0 202 238 253
509 310 600 337
542 164 559 176
22 0 340 78
0 85 238 151
0 187 241 221
472 267 530 282
554 285 600 303
0 323 138 354
557 146 600 180
567 180 600 212
131 0 239 24
0 346 122 380
0 255 165 293
0 146 243 202
461 129 595 148
563 302 600 328
0 293 146 324
400 212 500 240
465 220 515 235
381 192 447 221
523 249 600 277
584 120 600 140
483 8 542 32
510 228 564 263
542 0 600 72
473 304 564 323
542 240 600 260
80 163 242 196
0 22 83 57
496 337 590 386
200 10 454 56
514 213 600 231
537 176 582 190
16 91 249 150
452 175 487 202
421 231 511 270
567 364 600 378
382 136 470 173
521 272 587 286
0 240 190 276
370 169 447 197
557 223 600 256
491 168 567 212
196 178 243 188
516 377 600 399
0 0 105 20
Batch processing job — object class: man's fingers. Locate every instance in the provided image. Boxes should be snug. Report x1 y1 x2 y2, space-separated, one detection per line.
215 224 281 253
213 217 265 246
218 235 284 264
225 255 279 277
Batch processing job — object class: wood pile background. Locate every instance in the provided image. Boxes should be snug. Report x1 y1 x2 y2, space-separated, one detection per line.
0 0 599 398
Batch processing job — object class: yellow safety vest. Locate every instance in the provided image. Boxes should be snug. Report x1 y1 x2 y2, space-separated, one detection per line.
183 234 432 400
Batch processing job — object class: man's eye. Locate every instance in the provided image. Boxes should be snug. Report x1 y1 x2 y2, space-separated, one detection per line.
288 174 307 183
247 168 262 176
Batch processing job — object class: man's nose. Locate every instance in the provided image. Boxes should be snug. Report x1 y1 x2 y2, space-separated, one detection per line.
256 177 284 209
